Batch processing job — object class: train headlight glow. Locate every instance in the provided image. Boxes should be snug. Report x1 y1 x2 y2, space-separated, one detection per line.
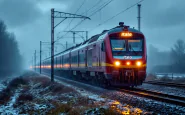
136 61 142 66
115 61 120 66
126 62 130 65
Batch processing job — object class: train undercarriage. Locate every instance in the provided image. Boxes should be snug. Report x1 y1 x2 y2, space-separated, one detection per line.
43 69 145 88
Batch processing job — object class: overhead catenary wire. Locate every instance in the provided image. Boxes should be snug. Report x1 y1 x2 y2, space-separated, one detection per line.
57 0 87 37
56 0 115 42
88 0 114 17
83 0 102 15
57 0 107 37
89 0 145 33
66 0 87 29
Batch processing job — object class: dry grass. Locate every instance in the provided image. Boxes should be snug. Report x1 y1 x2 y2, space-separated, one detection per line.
17 93 33 103
8 77 28 89
47 101 72 114
159 76 172 81
0 88 12 105
145 73 157 81
0 72 123 114
0 77 28 105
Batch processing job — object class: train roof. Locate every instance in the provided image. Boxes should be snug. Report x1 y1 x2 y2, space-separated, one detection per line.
108 26 143 35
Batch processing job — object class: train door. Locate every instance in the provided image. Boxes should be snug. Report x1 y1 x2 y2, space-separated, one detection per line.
92 44 98 70
85 48 87 68
100 41 105 69
99 43 101 69
87 48 93 67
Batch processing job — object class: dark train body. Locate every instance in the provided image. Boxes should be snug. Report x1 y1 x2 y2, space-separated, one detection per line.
35 23 147 87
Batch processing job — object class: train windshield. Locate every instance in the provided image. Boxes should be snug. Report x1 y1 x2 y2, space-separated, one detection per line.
110 38 143 57
128 40 143 52
111 39 126 51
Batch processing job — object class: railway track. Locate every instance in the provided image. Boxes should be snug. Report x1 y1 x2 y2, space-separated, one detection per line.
42 72 185 106
144 81 185 88
117 87 185 107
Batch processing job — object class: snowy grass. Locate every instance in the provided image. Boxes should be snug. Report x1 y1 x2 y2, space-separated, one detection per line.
0 71 146 114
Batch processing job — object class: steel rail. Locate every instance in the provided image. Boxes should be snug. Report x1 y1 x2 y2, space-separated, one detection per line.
117 87 185 106
144 81 185 88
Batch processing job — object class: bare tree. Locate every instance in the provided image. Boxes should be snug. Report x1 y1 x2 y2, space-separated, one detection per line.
0 20 23 77
170 39 185 72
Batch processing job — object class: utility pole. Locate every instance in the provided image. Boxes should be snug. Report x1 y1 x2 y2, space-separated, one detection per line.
66 41 68 49
51 8 90 82
86 31 88 40
34 50 36 71
51 8 54 82
40 41 42 74
73 32 75 44
137 4 141 31
32 56 34 70
63 31 88 43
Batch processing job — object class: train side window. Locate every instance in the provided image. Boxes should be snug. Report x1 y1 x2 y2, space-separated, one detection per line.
101 41 105 52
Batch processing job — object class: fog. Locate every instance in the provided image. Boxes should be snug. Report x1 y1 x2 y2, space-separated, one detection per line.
148 39 185 73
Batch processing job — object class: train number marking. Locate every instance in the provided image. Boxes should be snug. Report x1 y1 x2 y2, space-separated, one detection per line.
123 56 132 59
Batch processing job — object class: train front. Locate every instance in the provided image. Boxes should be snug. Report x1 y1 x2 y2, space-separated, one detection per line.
105 25 147 87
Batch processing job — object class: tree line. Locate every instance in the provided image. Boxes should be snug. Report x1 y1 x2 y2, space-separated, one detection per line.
148 39 185 73
0 20 22 77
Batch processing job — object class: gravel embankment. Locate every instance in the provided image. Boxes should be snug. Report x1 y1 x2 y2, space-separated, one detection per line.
49 73 185 114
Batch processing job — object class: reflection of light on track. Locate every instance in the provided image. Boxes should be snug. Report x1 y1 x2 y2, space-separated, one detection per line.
117 87 185 106
110 101 142 114
42 72 144 114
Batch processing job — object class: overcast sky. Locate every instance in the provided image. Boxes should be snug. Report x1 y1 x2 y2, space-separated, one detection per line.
0 0 185 67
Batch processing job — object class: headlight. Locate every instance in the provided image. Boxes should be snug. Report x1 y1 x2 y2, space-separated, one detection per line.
136 61 142 66
126 61 130 65
115 61 120 66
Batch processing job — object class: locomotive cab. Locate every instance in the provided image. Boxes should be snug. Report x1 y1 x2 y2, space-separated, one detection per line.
104 23 147 87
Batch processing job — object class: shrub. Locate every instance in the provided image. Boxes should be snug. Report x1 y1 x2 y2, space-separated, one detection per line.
0 88 12 105
17 93 33 102
8 77 28 89
145 73 157 81
159 75 172 82
47 103 71 114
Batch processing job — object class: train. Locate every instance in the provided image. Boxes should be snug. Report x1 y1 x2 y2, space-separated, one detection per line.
34 22 147 87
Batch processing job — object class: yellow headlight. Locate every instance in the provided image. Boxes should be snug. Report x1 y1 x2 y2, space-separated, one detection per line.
126 61 130 65
136 61 142 66
115 61 120 66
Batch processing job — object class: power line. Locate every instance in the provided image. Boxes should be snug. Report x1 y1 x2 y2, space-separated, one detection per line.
83 0 102 15
89 0 114 17
89 0 145 32
57 0 87 37
57 0 100 37
56 0 115 42
67 0 87 29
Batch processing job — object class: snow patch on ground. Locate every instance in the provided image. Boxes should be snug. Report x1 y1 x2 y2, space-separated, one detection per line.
0 90 20 115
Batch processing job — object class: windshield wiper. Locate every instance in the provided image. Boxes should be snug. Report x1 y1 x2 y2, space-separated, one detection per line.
129 45 138 55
